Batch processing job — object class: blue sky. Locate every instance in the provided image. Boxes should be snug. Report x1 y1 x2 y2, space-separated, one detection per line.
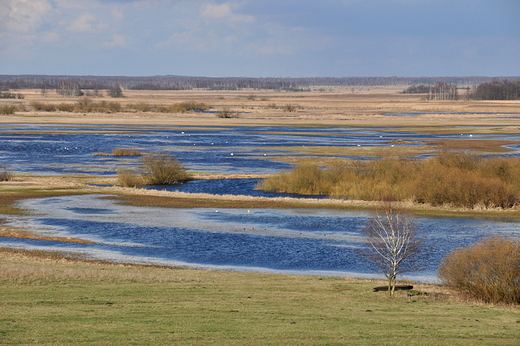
1 0 519 77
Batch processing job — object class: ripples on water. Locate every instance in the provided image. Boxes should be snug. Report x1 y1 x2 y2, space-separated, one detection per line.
2 123 520 281
2 195 520 282
4 123 519 175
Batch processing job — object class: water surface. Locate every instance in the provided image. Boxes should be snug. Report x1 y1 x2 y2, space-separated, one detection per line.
2 194 519 282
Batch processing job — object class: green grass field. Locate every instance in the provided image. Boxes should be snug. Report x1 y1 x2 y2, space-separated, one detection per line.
1 251 518 345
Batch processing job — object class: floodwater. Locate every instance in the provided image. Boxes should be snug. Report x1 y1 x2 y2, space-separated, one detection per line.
2 194 520 282
2 123 520 175
1 123 520 281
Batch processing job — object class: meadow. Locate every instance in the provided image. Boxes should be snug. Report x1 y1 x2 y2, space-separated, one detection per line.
1 87 520 344
1 249 519 345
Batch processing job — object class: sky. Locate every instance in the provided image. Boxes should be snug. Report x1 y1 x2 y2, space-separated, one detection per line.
1 0 519 77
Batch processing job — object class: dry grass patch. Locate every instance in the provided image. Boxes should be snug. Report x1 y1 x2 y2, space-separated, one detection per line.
0 228 96 244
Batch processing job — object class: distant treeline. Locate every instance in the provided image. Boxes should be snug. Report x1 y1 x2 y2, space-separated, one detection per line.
403 79 520 100
1 74 519 92
403 82 459 100
468 80 520 100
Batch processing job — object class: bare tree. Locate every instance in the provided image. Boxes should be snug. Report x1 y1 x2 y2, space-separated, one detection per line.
108 84 124 98
358 203 425 296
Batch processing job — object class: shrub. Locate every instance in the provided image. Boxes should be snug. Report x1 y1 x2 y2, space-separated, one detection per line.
129 102 150 112
56 103 75 112
438 237 520 304
74 97 93 113
141 152 190 185
283 104 298 112
258 154 520 208
117 169 144 188
30 101 56 112
0 163 12 181
97 101 122 113
216 108 239 118
0 105 16 115
178 101 209 112
112 148 142 157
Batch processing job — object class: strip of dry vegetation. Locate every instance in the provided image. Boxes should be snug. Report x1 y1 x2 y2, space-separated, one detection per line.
257 153 520 209
0 228 95 244
94 148 143 157
28 98 209 114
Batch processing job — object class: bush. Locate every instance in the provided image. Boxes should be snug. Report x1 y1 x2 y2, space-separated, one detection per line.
112 148 143 157
282 104 298 112
257 154 520 208
141 152 190 185
438 237 520 304
216 108 239 118
30 101 56 112
56 103 75 112
74 97 94 113
127 102 150 112
0 105 16 115
117 169 144 188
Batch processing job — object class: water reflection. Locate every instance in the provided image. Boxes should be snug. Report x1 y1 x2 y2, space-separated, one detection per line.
2 194 519 282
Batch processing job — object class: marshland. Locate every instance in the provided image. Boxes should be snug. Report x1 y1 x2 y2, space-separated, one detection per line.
1 85 520 344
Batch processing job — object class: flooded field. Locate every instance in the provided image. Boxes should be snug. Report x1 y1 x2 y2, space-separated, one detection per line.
2 194 520 282
2 123 520 175
2 122 520 281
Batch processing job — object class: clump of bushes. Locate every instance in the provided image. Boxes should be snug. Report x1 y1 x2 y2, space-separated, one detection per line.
112 148 143 157
116 169 144 188
24 100 209 114
30 101 57 112
282 104 298 112
0 105 16 115
95 148 143 157
438 237 520 304
56 103 75 112
141 152 190 185
216 108 239 118
257 153 520 209
0 91 24 99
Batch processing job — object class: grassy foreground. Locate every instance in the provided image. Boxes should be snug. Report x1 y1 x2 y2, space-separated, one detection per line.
1 250 519 345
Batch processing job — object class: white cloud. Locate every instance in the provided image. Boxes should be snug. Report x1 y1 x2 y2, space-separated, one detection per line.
104 33 129 47
43 32 60 42
202 2 254 24
68 12 96 32
0 0 52 32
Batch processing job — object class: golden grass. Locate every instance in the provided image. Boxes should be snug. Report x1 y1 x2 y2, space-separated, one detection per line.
3 88 520 128
0 228 96 244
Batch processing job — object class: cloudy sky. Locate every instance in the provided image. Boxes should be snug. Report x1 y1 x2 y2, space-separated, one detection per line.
1 0 519 77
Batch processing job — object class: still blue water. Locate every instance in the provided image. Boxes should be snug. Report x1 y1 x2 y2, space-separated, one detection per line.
2 123 520 175
2 123 520 281
2 194 520 282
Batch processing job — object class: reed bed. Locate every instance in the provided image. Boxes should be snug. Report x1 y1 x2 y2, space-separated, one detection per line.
28 99 209 114
257 153 520 209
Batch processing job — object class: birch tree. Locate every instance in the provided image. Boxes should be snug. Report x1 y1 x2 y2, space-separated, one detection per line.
358 204 425 296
